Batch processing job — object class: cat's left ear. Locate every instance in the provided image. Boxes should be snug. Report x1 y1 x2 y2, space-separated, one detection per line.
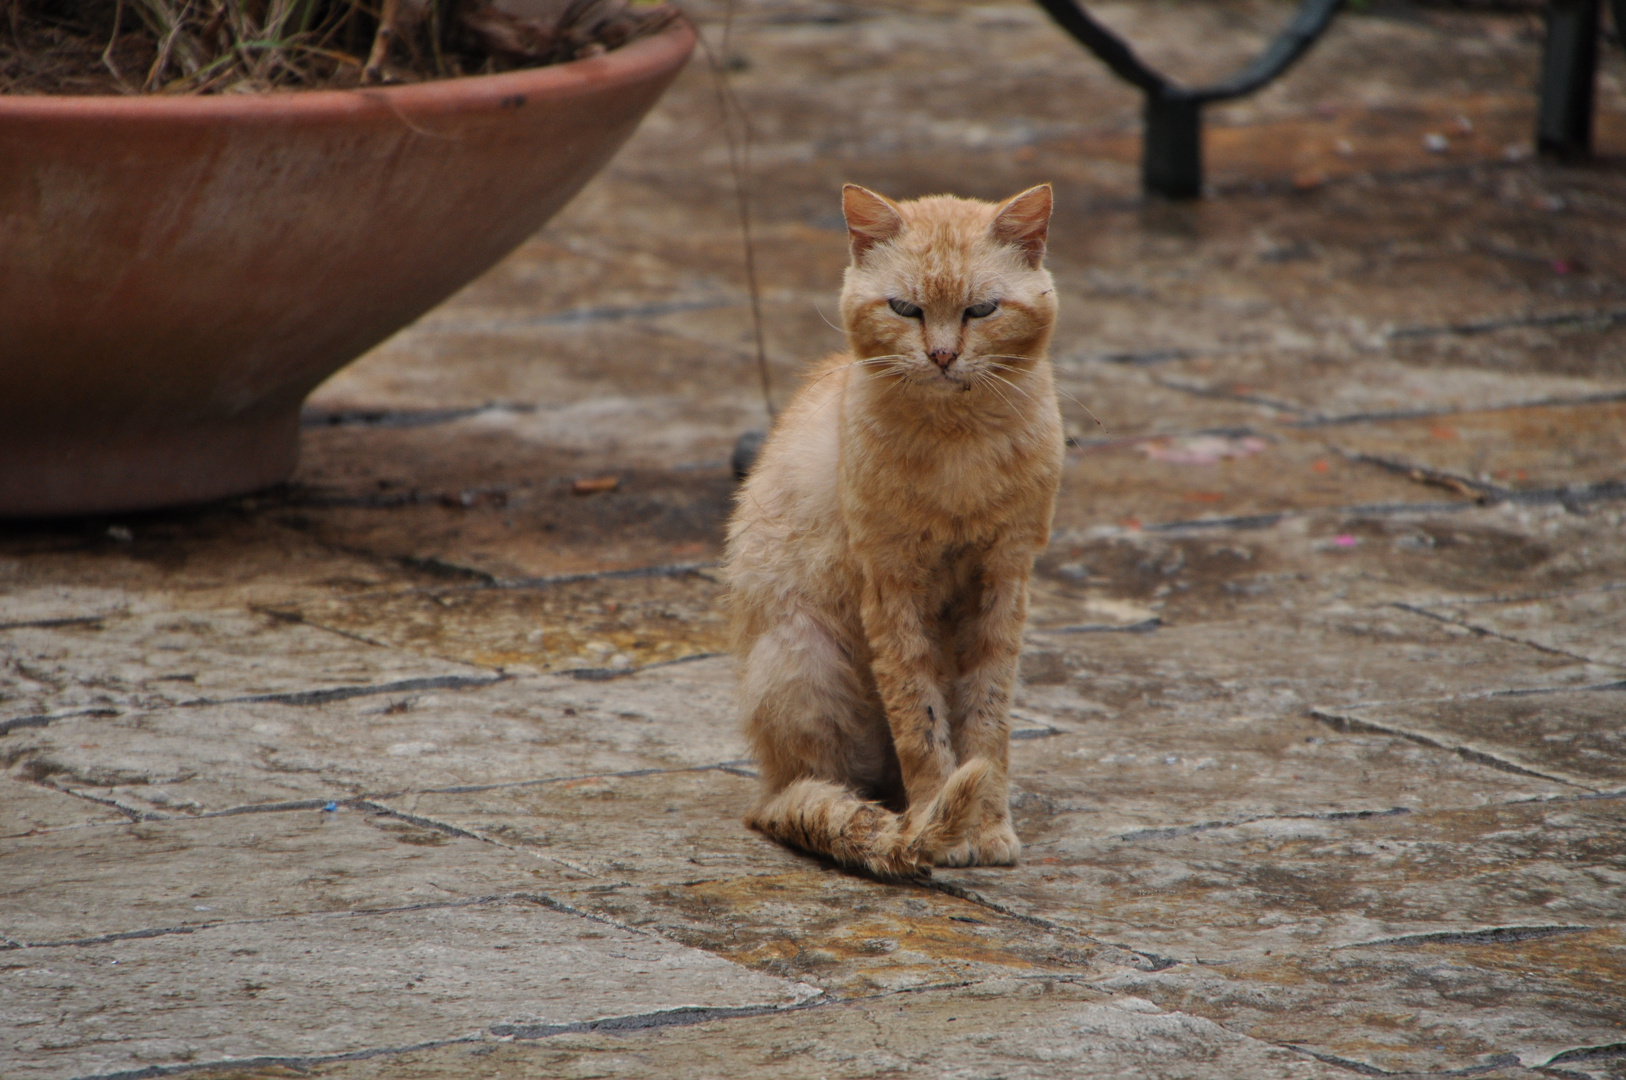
991 184 1053 268
843 184 906 262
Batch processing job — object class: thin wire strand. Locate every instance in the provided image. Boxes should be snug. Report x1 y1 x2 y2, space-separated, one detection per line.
697 1 773 421
812 300 846 336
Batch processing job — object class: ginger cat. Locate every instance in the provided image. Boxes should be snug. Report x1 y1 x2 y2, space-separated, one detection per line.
725 183 1064 878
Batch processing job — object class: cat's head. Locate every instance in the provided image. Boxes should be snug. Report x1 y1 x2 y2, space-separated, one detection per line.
839 184 1057 398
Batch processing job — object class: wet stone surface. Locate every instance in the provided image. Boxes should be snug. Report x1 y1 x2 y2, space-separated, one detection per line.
4 0 1626 1076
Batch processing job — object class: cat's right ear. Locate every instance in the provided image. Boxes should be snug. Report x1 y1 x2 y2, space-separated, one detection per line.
842 184 905 262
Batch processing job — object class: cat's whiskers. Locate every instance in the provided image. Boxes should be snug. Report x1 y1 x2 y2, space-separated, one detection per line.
984 359 1105 429
972 370 1029 415
803 353 909 391
969 369 1022 414
801 354 913 422
979 368 1034 402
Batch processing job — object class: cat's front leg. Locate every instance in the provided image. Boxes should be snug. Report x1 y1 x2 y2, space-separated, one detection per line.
939 552 1031 867
859 568 958 808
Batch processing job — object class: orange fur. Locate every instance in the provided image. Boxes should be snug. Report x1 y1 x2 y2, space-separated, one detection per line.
727 184 1064 874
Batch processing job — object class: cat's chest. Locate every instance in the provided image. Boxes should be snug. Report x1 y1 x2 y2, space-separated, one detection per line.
845 432 1051 536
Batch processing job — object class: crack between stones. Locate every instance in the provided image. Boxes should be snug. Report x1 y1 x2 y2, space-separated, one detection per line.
1339 924 1592 949
391 760 756 797
1064 424 1266 453
1149 375 1312 416
1406 581 1626 608
250 603 422 655
558 650 726 682
0 706 120 736
13 891 542 950
447 560 719 594
15 889 662 954
1388 307 1626 340
1337 450 1504 503
60 991 832 1080
183 672 507 710
24 780 147 823
1391 601 1606 666
1133 496 1485 535
1307 678 1626 715
62 1036 489 1080
301 403 515 430
1291 388 1626 429
0 614 108 632
920 876 1176 972
53 983 1556 1080
1545 1042 1626 1067
1107 805 1414 844
1310 707 1596 790
1280 1043 1523 1077
0 674 506 736
1145 369 1626 432
489 999 819 1040
6 761 759 833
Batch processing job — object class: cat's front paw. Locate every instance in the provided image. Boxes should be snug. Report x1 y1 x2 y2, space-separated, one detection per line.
935 819 1021 867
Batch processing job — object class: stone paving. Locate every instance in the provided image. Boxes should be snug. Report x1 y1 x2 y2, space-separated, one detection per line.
5 1 1626 1077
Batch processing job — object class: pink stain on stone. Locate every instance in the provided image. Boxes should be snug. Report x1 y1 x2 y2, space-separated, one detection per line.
1333 534 1359 547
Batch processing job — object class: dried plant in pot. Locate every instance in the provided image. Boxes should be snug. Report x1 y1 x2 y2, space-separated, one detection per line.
0 0 694 516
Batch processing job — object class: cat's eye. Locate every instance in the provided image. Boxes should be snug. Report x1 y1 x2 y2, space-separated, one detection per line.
888 298 923 319
964 301 999 319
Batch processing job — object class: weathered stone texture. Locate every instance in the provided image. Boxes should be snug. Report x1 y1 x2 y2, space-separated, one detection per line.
4 0 1626 1076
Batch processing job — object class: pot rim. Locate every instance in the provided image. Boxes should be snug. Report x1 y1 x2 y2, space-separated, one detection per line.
0 15 694 122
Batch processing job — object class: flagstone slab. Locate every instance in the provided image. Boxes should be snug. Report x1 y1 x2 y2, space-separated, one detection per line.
942 793 1626 965
1103 926 1626 1076
1317 686 1626 791
0 774 126 839
0 514 424 613
375 750 1564 997
0 608 490 728
1038 503 1626 627
1024 609 1603 727
377 770 1121 997
174 977 1366 1080
1327 400 1626 493
278 569 728 675
1008 708 1571 843
2 897 818 1080
0 805 565 947
1417 582 1626 669
1149 354 1626 424
1 660 747 816
1055 427 1454 532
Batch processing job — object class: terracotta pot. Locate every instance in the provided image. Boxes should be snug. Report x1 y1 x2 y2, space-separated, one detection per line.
0 20 695 517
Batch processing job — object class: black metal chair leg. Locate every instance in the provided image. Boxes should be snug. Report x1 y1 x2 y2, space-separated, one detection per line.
1538 0 1602 159
1144 96 1204 199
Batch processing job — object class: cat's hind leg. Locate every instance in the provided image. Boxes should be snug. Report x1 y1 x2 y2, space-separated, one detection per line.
738 610 895 796
739 611 991 876
748 758 992 879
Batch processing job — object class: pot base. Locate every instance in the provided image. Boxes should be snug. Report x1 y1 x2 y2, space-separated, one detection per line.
0 413 299 519
0 23 695 518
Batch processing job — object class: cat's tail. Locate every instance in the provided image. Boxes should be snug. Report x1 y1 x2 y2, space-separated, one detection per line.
746 758 992 879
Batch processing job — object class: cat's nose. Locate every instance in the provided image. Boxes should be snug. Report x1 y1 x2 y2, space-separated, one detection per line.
928 347 957 370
